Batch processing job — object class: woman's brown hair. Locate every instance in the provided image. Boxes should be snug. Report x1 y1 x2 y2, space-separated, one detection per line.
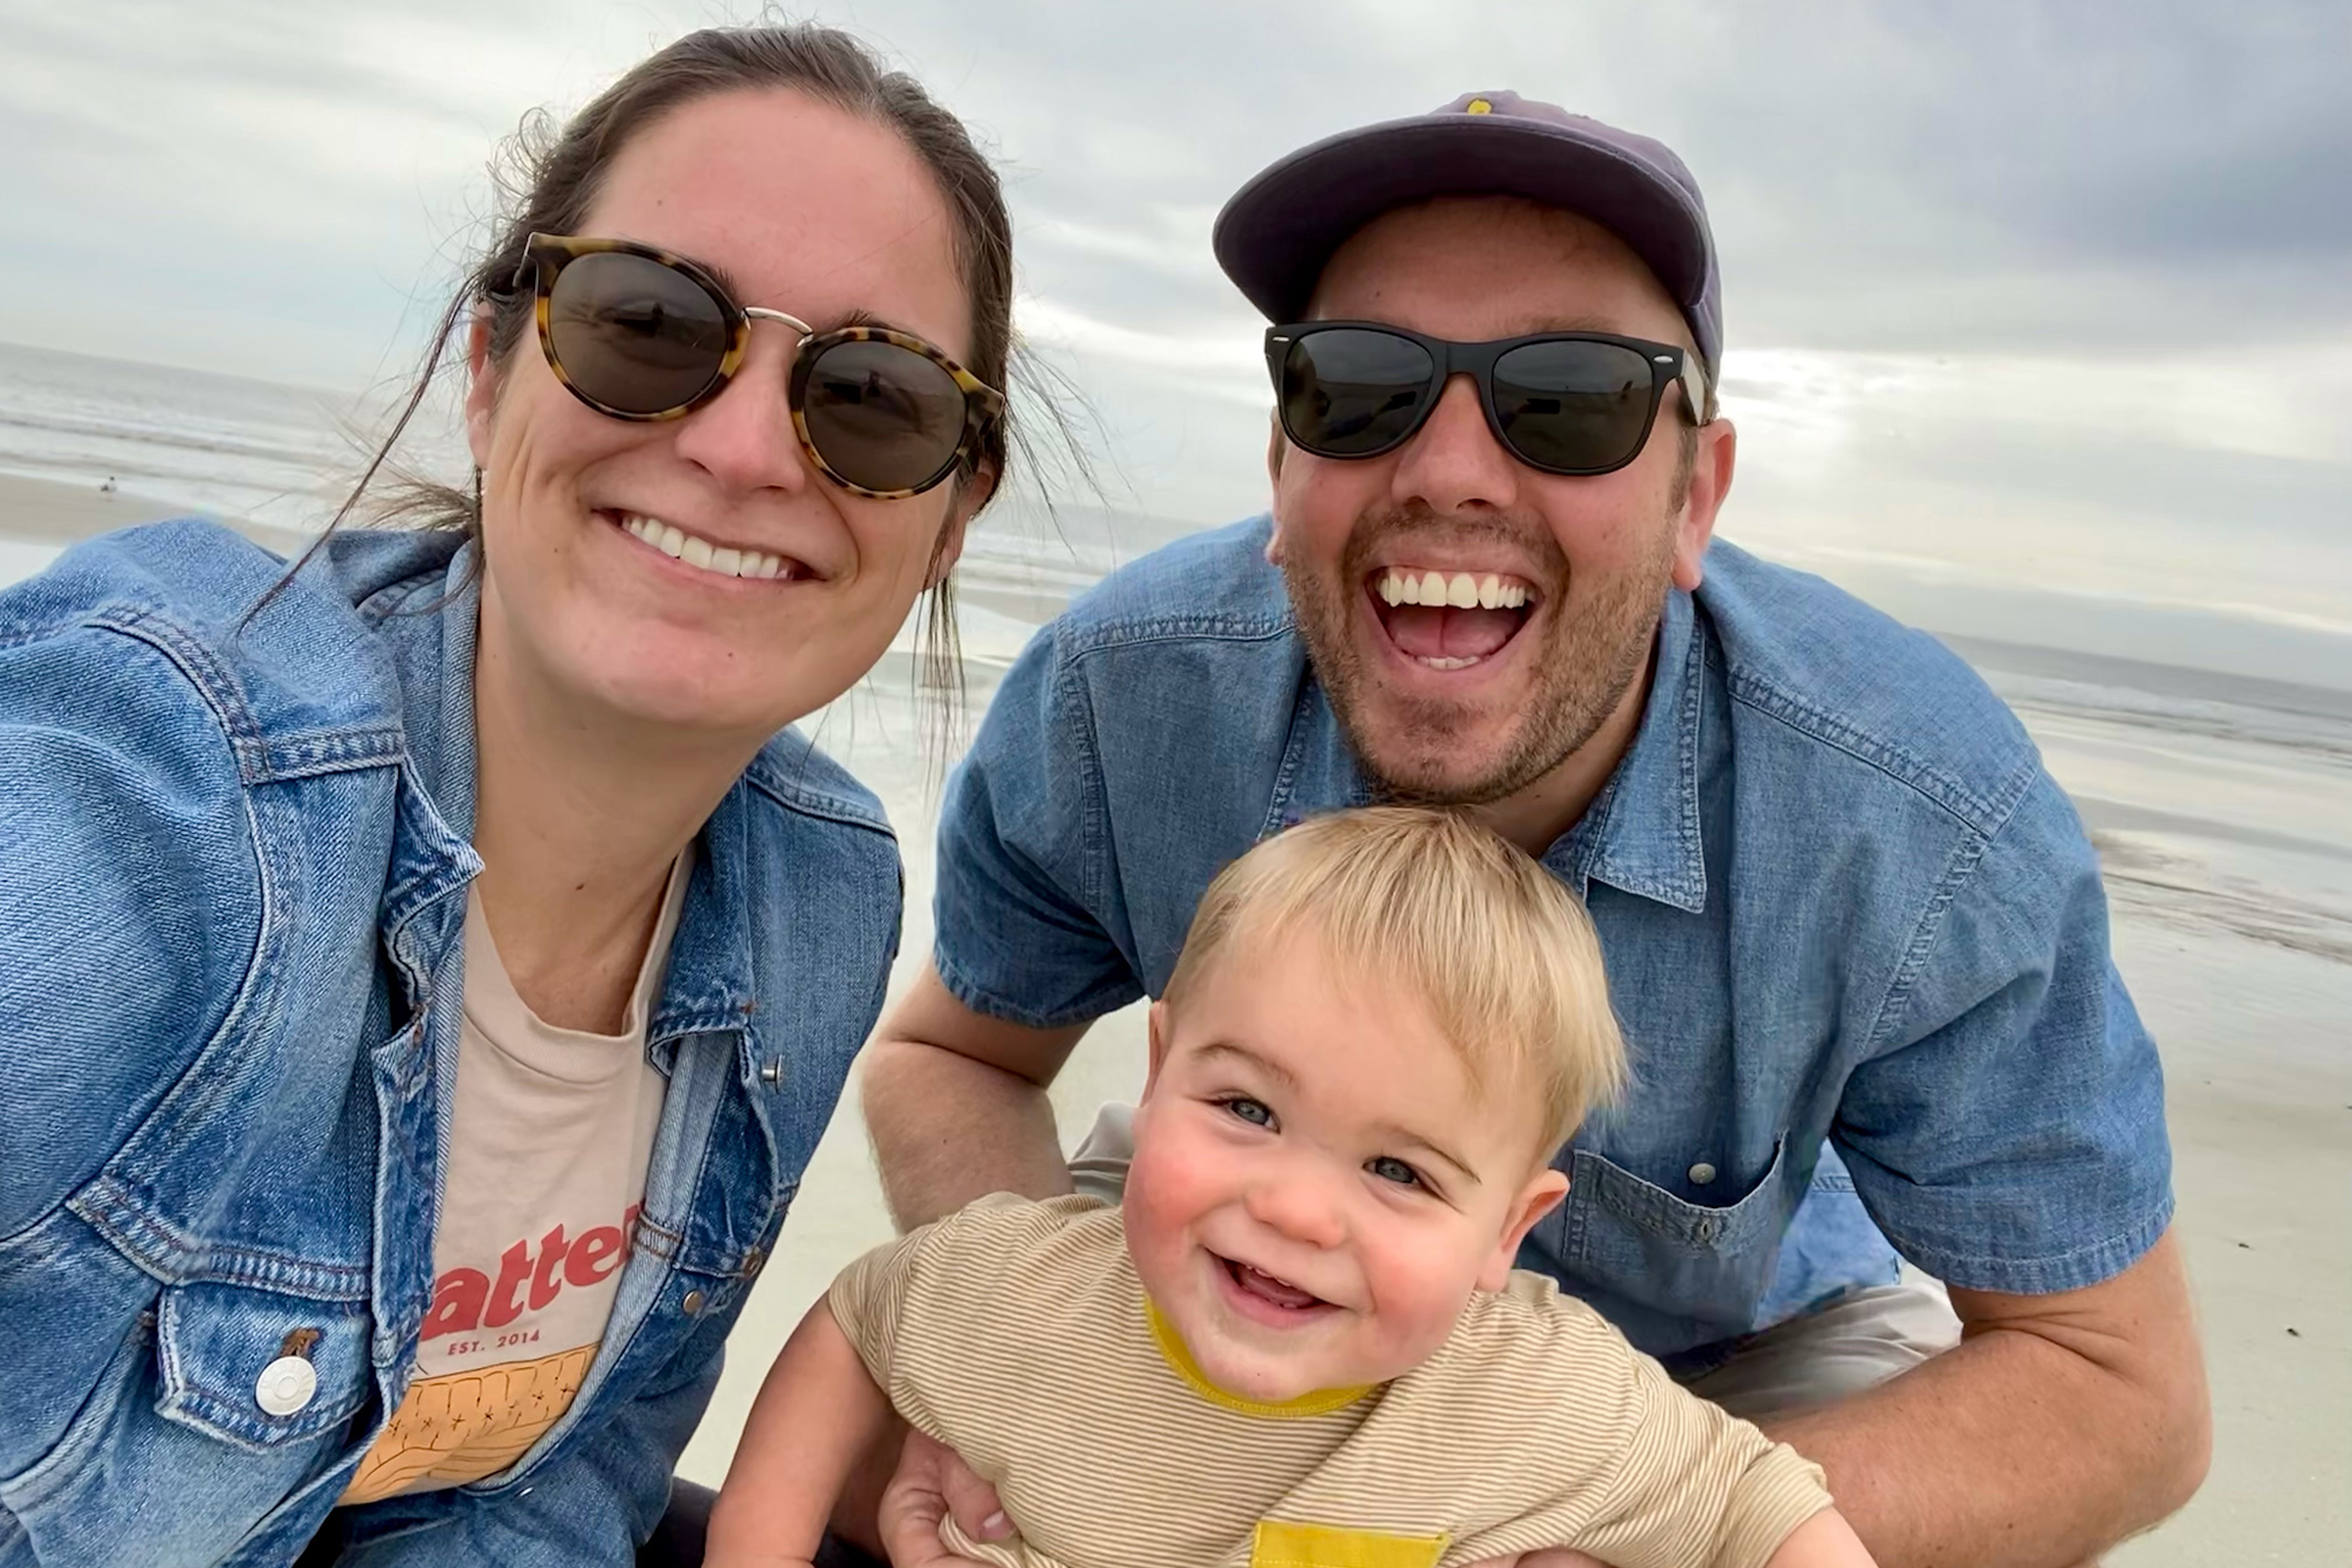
332 22 1017 705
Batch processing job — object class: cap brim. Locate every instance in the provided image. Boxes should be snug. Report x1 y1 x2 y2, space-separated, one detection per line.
1213 115 1712 336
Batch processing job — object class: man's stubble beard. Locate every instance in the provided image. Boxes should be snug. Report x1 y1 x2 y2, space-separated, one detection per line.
1279 505 1680 808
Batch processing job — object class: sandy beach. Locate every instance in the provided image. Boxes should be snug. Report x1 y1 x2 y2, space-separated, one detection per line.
4 467 2344 1564
0 470 312 558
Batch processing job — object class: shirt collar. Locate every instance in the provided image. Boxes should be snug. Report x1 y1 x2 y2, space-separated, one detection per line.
1142 1297 1373 1419
1546 587 1709 913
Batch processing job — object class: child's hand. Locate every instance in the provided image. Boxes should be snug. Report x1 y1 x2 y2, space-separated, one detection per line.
878 1428 1012 1568
1466 1552 1608 1568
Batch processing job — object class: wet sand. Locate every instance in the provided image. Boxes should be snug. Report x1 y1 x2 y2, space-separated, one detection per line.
0 469 310 555
3 470 2343 1563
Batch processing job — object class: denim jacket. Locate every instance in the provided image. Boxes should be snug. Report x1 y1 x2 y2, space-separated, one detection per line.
0 521 900 1566
933 517 2173 1361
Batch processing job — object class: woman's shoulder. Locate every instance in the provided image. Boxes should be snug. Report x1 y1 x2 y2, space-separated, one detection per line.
1 517 458 745
0 520 438 1236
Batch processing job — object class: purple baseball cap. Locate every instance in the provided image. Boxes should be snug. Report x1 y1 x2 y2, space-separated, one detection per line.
1212 91 1722 369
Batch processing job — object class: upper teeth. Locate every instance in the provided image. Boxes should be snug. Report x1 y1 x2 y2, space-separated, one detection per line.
621 515 792 580
1376 568 1528 610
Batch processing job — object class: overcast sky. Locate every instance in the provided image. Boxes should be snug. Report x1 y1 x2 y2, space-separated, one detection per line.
4 0 2347 645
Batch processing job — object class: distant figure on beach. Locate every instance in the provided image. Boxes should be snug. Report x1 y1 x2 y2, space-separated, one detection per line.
0 24 1015 1567
711 808 1881 1568
97 474 116 496
859 93 2211 1568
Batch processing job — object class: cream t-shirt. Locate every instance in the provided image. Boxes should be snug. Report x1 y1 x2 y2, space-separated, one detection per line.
341 855 690 1503
831 1195 1832 1568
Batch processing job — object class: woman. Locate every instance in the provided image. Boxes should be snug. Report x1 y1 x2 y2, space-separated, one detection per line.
0 24 1012 1566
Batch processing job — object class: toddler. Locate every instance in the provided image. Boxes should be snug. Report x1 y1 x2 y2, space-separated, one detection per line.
710 808 1873 1568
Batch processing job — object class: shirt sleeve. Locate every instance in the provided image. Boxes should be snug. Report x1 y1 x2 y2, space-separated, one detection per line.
1834 766 2174 1295
1434 1295 1831 1568
0 608 260 1238
930 619 1145 1030
825 1194 1087 1438
826 1226 931 1391
1566 1358 1832 1568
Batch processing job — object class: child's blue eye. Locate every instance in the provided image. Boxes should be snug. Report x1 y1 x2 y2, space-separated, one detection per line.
1368 1155 1423 1189
1222 1097 1275 1128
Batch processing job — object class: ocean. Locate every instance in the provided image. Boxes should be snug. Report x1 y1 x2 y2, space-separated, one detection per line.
0 340 368 531
3 337 2347 970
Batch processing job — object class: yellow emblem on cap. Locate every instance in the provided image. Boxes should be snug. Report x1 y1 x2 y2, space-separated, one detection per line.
1465 97 1494 114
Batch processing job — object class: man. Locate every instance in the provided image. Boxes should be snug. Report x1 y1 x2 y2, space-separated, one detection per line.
861 95 2209 1568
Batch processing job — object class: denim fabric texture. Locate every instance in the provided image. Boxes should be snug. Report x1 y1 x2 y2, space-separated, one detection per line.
933 516 2173 1361
0 521 902 1567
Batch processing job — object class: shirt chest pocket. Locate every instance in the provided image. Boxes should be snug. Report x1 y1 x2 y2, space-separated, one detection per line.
154 1279 376 1449
1563 1135 1790 1327
1250 1521 1449 1568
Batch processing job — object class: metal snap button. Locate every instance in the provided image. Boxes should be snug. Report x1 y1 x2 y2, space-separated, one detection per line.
256 1354 318 1417
759 1060 781 1086
681 1290 706 1316
1689 1162 1717 1186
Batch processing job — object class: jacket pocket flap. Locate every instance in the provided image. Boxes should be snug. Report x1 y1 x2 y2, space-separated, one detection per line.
156 1281 372 1449
1573 1134 1788 1250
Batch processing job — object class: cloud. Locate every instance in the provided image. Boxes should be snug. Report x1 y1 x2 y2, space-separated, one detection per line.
9 0 2342 364
0 0 2343 574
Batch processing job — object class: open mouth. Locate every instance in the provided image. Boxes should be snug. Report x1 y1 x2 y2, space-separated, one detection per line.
1365 565 1540 672
601 510 813 583
1214 1252 1335 1321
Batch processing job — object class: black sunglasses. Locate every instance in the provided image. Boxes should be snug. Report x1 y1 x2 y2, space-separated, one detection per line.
516 234 1004 500
1266 321 1710 478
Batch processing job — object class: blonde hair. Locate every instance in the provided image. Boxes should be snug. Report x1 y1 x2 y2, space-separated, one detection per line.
1162 807 1626 1155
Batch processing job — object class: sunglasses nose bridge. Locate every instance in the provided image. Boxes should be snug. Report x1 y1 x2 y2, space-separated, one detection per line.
741 305 813 342
1389 369 1525 512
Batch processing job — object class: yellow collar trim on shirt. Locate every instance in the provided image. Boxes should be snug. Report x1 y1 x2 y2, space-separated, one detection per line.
1143 1298 1375 1419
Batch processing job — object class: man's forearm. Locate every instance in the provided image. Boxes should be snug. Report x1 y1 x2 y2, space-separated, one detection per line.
1764 1243 2209 1567
860 1037 1075 1230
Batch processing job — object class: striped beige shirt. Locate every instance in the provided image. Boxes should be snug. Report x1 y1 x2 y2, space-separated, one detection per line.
830 1196 1830 1568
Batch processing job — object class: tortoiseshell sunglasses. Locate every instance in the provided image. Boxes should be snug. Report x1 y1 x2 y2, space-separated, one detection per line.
518 233 1005 500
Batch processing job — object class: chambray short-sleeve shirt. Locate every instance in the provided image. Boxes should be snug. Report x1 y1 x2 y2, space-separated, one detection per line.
932 518 2173 1359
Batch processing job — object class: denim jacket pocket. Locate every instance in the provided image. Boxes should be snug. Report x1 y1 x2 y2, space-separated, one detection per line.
155 1280 374 1450
1565 1135 1789 1326
3 1287 370 1567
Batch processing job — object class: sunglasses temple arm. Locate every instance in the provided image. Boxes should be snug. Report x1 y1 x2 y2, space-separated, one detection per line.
1682 359 1716 423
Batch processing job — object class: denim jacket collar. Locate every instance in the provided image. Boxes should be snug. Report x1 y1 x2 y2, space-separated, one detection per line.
649 791 760 1062
356 540 485 987
1268 584 1709 914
